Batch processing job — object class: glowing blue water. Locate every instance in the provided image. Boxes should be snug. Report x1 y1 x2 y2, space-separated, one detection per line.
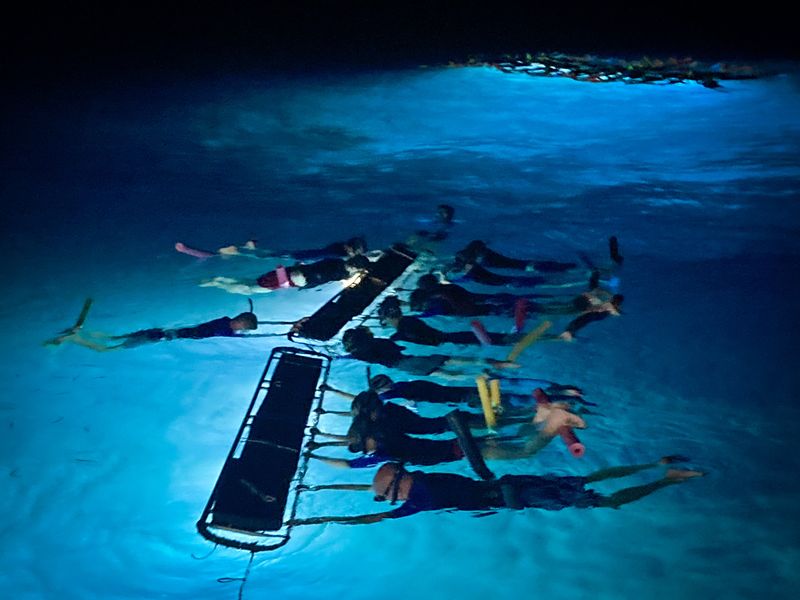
2 65 799 599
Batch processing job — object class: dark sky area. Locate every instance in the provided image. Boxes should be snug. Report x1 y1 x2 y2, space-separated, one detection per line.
2 2 797 86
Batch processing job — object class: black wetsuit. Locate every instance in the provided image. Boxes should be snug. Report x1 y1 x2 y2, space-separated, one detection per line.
564 310 614 337
378 379 580 408
414 286 523 317
291 241 355 261
379 380 479 404
389 316 506 346
414 223 453 242
457 263 545 287
381 402 450 435
414 282 557 318
292 258 351 288
459 241 576 273
347 434 464 468
120 317 238 347
387 471 602 518
347 338 449 375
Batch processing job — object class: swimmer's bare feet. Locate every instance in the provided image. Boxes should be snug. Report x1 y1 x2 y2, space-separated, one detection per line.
218 245 240 255
199 277 226 287
659 455 690 465
244 240 257 250
665 468 705 481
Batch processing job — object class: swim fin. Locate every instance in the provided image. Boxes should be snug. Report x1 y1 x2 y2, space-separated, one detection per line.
44 298 93 346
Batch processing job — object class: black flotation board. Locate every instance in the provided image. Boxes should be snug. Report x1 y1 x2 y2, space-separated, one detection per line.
197 346 331 552
291 244 417 342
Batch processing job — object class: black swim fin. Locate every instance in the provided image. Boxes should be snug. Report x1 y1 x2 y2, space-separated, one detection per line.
446 410 495 481
609 236 624 265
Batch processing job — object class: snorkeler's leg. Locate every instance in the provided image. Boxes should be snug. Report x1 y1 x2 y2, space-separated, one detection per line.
585 456 693 483
596 469 704 509
479 430 552 460
61 333 117 352
433 367 468 380
199 277 271 295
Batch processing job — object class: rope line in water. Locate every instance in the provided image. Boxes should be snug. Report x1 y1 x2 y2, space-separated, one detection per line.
191 544 218 560
217 551 255 600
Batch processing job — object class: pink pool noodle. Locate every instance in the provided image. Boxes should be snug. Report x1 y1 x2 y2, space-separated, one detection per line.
175 242 214 258
275 265 292 288
533 388 585 458
557 427 585 457
470 320 492 346
514 298 527 333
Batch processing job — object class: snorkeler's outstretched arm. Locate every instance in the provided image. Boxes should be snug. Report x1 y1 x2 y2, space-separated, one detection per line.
319 383 357 400
314 408 351 417
309 426 350 438
306 453 352 468
288 512 393 526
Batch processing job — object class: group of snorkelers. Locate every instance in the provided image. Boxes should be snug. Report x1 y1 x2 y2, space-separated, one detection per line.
48 204 703 523
208 207 698 524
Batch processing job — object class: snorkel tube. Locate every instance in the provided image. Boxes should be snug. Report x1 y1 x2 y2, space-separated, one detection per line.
533 388 585 458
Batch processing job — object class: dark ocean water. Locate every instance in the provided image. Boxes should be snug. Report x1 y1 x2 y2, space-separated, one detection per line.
2 63 799 599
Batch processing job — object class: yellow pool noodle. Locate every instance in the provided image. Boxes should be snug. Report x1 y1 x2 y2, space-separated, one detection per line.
506 320 552 363
476 376 496 429
489 378 501 408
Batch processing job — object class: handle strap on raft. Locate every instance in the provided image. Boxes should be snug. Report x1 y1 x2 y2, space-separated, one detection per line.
445 410 495 481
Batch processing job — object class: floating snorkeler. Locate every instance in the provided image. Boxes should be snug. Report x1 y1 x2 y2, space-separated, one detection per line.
289 457 704 525
312 382 576 452
340 326 518 376
453 240 577 273
408 273 551 318
321 374 591 410
377 295 524 347
44 298 258 351
200 254 371 295
306 390 588 469
175 236 368 261
405 203 456 246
